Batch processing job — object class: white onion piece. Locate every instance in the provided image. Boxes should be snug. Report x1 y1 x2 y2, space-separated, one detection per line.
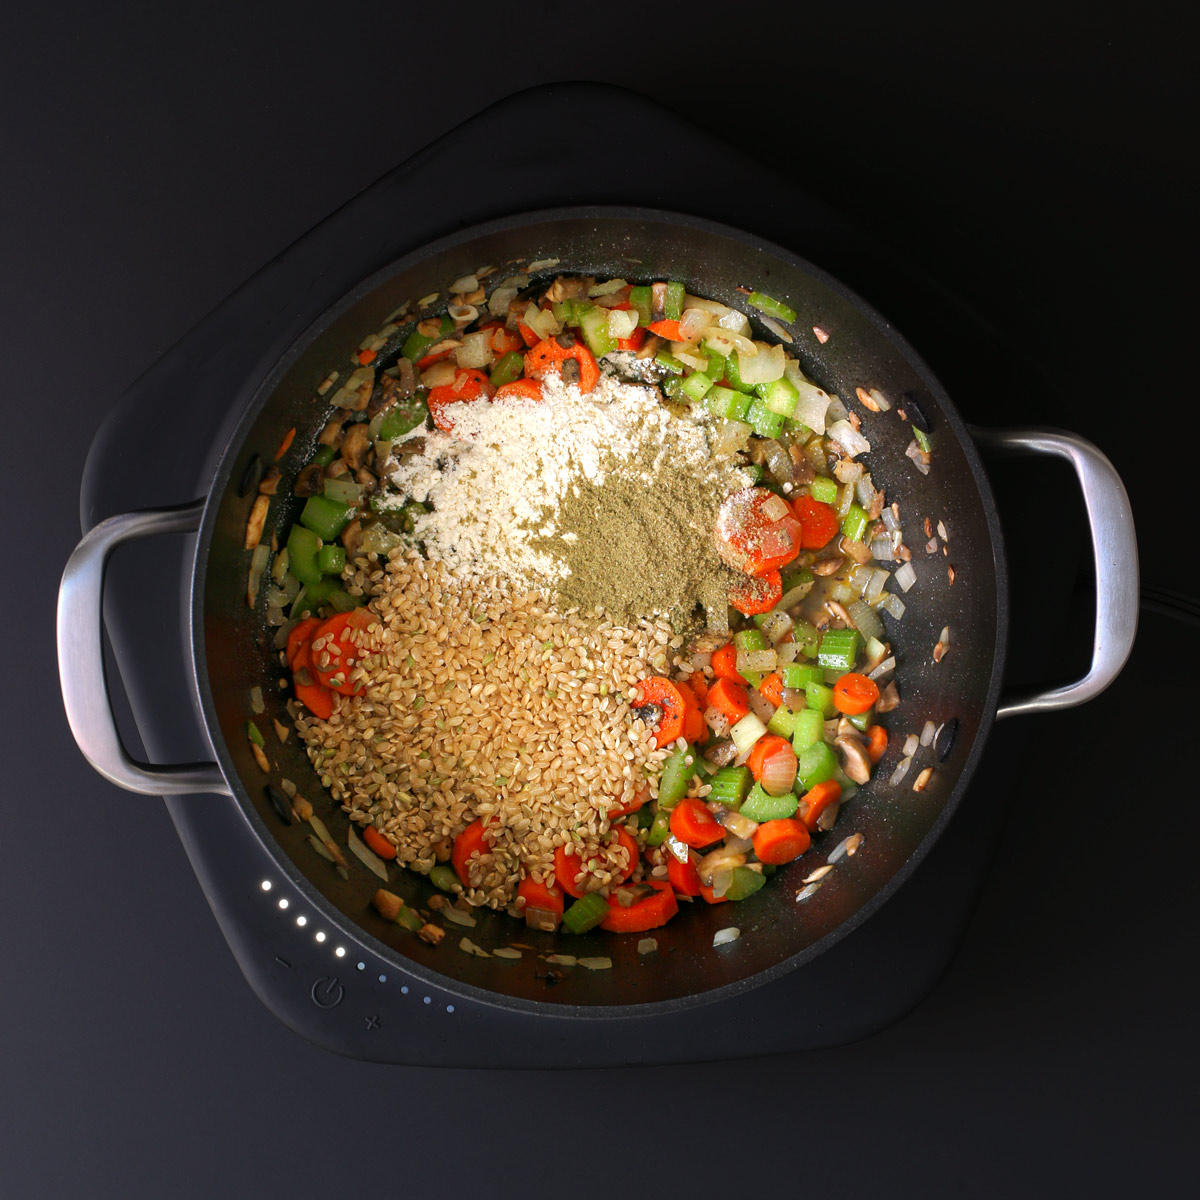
826 395 850 423
866 568 890 602
421 360 457 388
731 713 768 756
447 303 478 326
760 494 791 522
450 274 478 294
759 526 793 560
920 720 937 747
712 419 752 457
454 330 495 369
882 507 902 533
760 610 794 645
330 365 375 409
828 419 872 459
878 593 906 620
710 869 734 899
870 536 893 561
778 583 813 611
689 651 713 671
835 459 863 485
704 706 732 740
736 649 777 674
683 295 732 316
837 481 855 519
718 811 758 839
346 826 389 881
895 562 917 592
903 733 920 757
890 756 913 786
704 329 756 358
759 742 798 796
736 342 786 385
522 303 559 340
713 926 741 946
588 277 627 296
747 688 776 725
785 364 832 434
855 475 877 509
868 656 896 680
678 306 713 341
674 349 709 371
488 285 518 317
717 308 751 336
848 599 885 642
760 315 793 343
777 641 802 664
606 307 638 339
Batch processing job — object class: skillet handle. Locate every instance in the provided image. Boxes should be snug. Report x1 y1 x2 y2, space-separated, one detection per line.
969 427 1138 719
57 500 232 796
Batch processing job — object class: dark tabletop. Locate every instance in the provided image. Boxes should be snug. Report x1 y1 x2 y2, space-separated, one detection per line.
3 4 1195 1197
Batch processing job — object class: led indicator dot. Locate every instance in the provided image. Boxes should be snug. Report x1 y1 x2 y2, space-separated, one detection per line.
335 947 346 958
423 996 431 1005
379 974 387 983
356 962 365 971
260 880 272 891
315 931 326 943
400 985 408 995
295 915 307 927
446 1005 455 1013
278 898 289 910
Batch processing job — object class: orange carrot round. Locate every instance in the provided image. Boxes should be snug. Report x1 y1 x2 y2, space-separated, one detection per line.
707 677 751 724
667 853 702 897
832 672 880 715
710 642 747 684
799 779 842 832
793 494 840 549
647 319 682 340
753 818 811 865
362 825 397 860
552 829 637 900
451 818 491 886
494 378 543 402
866 724 889 763
669 798 725 848
286 617 322 670
759 672 784 708
608 786 650 817
687 671 709 711
517 875 563 917
730 570 782 615
635 676 690 748
600 879 679 933
310 609 374 695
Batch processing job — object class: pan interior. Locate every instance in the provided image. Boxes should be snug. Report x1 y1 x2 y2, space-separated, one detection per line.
199 210 1002 1011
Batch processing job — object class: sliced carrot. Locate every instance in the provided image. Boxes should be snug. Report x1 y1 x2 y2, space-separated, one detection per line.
698 883 730 905
617 326 646 352
746 734 792 782
667 853 702 897
793 494 841 550
759 672 784 708
647 319 682 340
357 348 377 366
570 343 600 393
634 676 690 749
416 346 454 370
832 672 880 716
753 818 811 865
286 617 322 670
669 798 725 849
710 642 747 685
517 875 564 917
716 487 803 577
494 378 543 403
682 704 706 744
687 671 709 711
490 326 525 354
523 337 599 394
730 570 782 616
362 825 397 860
600 879 678 933
273 426 296 461
608 786 650 818
451 818 491 886
799 779 841 832
707 677 751 724
294 677 334 720
516 321 540 348
553 829 637 899
866 724 889 764
310 609 375 696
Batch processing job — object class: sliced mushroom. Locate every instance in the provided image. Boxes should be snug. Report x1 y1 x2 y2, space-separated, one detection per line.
876 681 900 712
545 275 591 302
340 424 371 470
394 436 426 463
835 735 872 785
293 463 324 497
839 535 873 565
432 837 452 863
325 457 349 479
836 717 861 740
341 519 363 559
861 639 892 676
811 556 844 577
354 467 378 493
703 738 737 767
317 417 343 447
825 599 853 628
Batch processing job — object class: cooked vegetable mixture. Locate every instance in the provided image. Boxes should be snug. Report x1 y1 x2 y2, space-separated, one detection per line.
255 267 919 942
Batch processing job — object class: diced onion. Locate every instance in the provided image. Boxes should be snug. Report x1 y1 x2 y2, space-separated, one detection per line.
760 610 794 645
776 642 802 664
736 343 786 385
747 688 776 725
828 419 872 459
920 720 936 747
736 648 777 674
488 285 518 317
330 365 375 409
868 656 896 680
683 295 732 316
346 825 389 881
710 869 733 899
421 360 457 387
730 713 768 757
848 599 885 642
607 308 639 339
587 277 627 296
712 927 741 947
903 733 920 757
778 583 813 611
674 349 709 371
826 395 850 424
759 743 798 796
890 756 913 786
835 459 863 485
522 302 559 340
760 494 791 522
855 475 877 509
450 274 478 294
831 583 854 604
785 363 832 434
454 330 495 369
678 307 713 341
870 536 893 561
882 507 902 533
447 303 478 325
704 329 756 358
717 308 751 336
865 568 889 602
895 562 917 592
760 315 793 343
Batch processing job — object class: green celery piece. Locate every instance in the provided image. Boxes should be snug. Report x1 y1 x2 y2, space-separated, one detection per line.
309 444 336 468
300 494 353 541
767 706 798 738
724 866 767 902
664 281 685 321
645 809 672 847
394 903 423 933
246 720 264 748
796 741 839 791
747 291 798 323
681 371 714 403
848 709 874 732
628 286 653 326
326 589 359 613
400 328 436 362
742 464 764 485
756 376 800 417
705 387 752 421
323 477 364 507
747 397 786 438
489 351 525 387
779 566 814 595
805 681 837 718
287 524 323 585
818 628 861 671
577 306 616 358
791 707 825 751
781 663 823 689
551 299 575 325
809 475 838 504
655 350 685 375
792 620 821 659
290 577 339 618
740 668 764 689
662 376 684 400
657 744 693 809
913 425 932 453
842 503 870 542
429 864 458 892
377 393 427 441
317 544 345 576
636 804 655 830
722 350 755 393
786 420 813 437
562 893 609 934
704 347 727 380
733 629 768 652
740 783 799 822
707 765 751 810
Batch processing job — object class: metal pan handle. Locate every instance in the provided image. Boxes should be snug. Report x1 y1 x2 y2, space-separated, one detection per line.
970 427 1138 719
57 500 232 796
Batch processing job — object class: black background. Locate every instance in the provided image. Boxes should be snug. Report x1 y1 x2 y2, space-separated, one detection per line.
3 4 1196 1197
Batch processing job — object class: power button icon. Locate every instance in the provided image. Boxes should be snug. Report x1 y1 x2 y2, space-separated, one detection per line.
311 976 345 1008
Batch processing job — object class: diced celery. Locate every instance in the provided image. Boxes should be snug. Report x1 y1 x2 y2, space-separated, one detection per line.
429 864 458 892
731 712 768 756
577 306 616 358
742 465 764 485
246 720 264 748
848 709 874 732
326 589 359 613
309 445 336 468
708 765 751 810
655 350 685 375
657 744 693 809
664 281 685 321
705 387 752 421
562 893 609 934
681 371 714 403
300 494 352 541
378 394 428 441
734 629 769 652
551 299 576 324
724 866 767 902
747 291 798 323
805 681 837 718
317 544 345 576
842 503 870 542
662 377 684 400
796 741 839 791
400 329 436 362
756 376 800 417
767 706 798 738
792 708 825 751
818 628 862 671
809 476 838 505
792 620 821 659
286 524 323 585
780 566 814 595
290 577 339 617
629 286 653 326
913 425 932 452
740 668 764 688
740 784 799 822
747 398 786 438
489 351 525 387
780 663 819 689
323 477 364 507
704 347 728 381
645 810 672 846
722 350 755 393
